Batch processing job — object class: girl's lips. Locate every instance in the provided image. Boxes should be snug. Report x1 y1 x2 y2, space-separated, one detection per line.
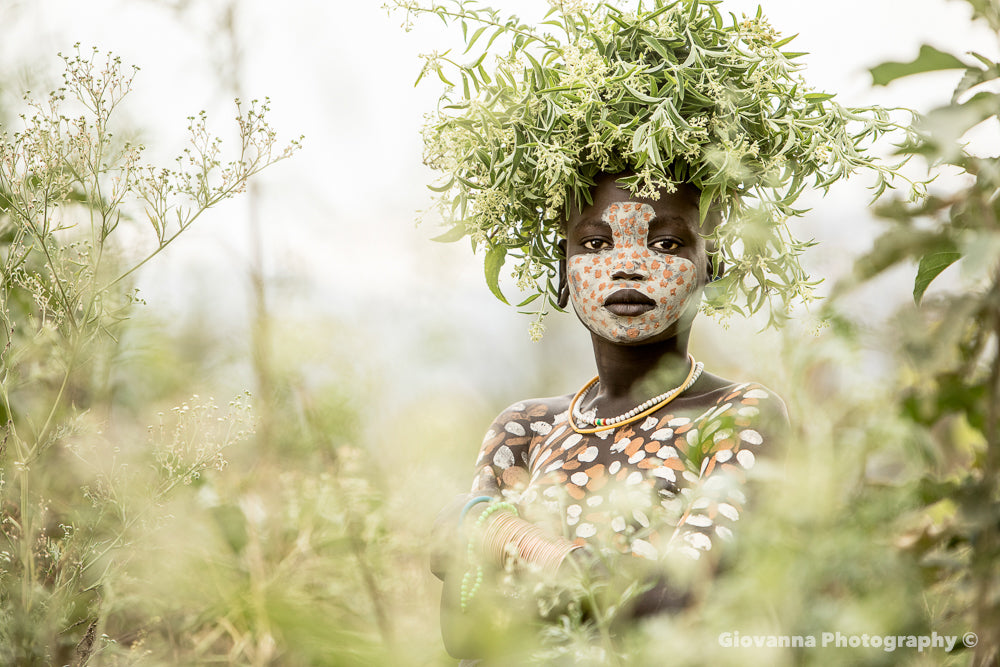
604 289 655 317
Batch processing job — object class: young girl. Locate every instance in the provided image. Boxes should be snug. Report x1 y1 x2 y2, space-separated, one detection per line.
397 0 906 660
431 174 786 662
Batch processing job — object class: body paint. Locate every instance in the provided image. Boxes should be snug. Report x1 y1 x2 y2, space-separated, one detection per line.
568 201 697 343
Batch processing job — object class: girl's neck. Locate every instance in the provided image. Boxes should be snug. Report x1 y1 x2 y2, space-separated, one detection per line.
589 331 692 402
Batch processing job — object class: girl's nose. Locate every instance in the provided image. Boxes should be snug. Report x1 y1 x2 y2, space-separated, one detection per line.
611 258 645 280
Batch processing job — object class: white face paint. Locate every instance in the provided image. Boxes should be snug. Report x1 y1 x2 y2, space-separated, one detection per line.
568 201 698 343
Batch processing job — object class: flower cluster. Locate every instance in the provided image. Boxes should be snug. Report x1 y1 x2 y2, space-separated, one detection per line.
392 0 918 328
150 393 256 485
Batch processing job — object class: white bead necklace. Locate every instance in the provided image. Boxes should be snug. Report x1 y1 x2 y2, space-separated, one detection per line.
571 360 704 430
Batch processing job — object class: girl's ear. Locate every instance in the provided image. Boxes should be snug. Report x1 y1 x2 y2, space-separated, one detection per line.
557 239 569 308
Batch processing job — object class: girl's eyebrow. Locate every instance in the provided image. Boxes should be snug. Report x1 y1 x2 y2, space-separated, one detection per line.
648 214 689 226
573 218 612 234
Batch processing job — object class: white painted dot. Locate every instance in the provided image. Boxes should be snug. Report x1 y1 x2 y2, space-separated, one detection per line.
544 459 565 473
628 450 646 464
715 449 733 463
679 546 701 560
561 433 583 450
586 495 603 507
567 504 582 518
744 389 769 400
611 516 626 532
530 421 552 435
482 429 496 443
740 429 763 446
737 449 756 469
656 445 678 459
611 437 630 453
595 429 612 440
578 446 599 463
631 539 658 559
684 514 713 528
685 428 700 447
493 446 515 469
700 403 732 423
738 406 760 418
715 525 734 540
652 466 676 482
632 509 650 528
626 471 643 486
668 417 690 427
570 472 589 486
608 461 622 475
576 523 597 538
700 457 712 476
718 503 740 521
510 402 526 411
691 497 711 510
544 425 567 446
683 471 701 485
505 422 526 436
685 532 713 551
528 446 543 468
567 513 580 526
661 497 682 515
651 428 674 441
640 416 659 431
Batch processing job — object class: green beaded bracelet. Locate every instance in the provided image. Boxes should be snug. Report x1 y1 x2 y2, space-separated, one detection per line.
459 500 519 612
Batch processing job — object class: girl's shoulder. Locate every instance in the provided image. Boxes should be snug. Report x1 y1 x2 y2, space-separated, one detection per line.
486 394 575 435
686 375 789 445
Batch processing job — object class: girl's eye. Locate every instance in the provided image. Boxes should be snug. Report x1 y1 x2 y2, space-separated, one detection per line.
581 238 612 251
649 238 681 252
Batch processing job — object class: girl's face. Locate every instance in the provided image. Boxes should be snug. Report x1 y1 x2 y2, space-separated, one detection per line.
564 179 709 344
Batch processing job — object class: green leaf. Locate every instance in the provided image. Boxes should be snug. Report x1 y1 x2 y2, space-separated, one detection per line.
465 25 490 54
771 33 798 48
427 176 455 193
804 92 835 102
485 244 509 304
922 91 1000 151
623 82 662 104
516 292 542 307
913 251 961 305
870 44 967 86
430 223 468 243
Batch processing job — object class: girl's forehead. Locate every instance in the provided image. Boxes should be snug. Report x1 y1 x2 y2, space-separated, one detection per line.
569 196 700 237
569 178 701 231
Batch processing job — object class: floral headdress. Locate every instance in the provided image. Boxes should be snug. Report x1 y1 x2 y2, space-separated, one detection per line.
391 0 918 336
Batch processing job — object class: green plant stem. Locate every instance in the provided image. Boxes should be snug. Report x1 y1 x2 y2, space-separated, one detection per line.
410 4 552 46
102 159 280 293
29 337 80 462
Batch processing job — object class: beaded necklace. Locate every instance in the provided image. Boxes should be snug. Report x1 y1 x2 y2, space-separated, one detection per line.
569 355 704 434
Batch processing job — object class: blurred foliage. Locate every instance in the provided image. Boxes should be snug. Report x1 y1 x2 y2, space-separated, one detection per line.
849 1 1000 662
1 2 998 666
0 48 300 664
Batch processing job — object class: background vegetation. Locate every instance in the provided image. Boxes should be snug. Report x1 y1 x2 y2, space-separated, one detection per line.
0 0 998 665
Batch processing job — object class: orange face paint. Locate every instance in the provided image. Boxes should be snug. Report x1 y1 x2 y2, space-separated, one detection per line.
568 201 697 343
